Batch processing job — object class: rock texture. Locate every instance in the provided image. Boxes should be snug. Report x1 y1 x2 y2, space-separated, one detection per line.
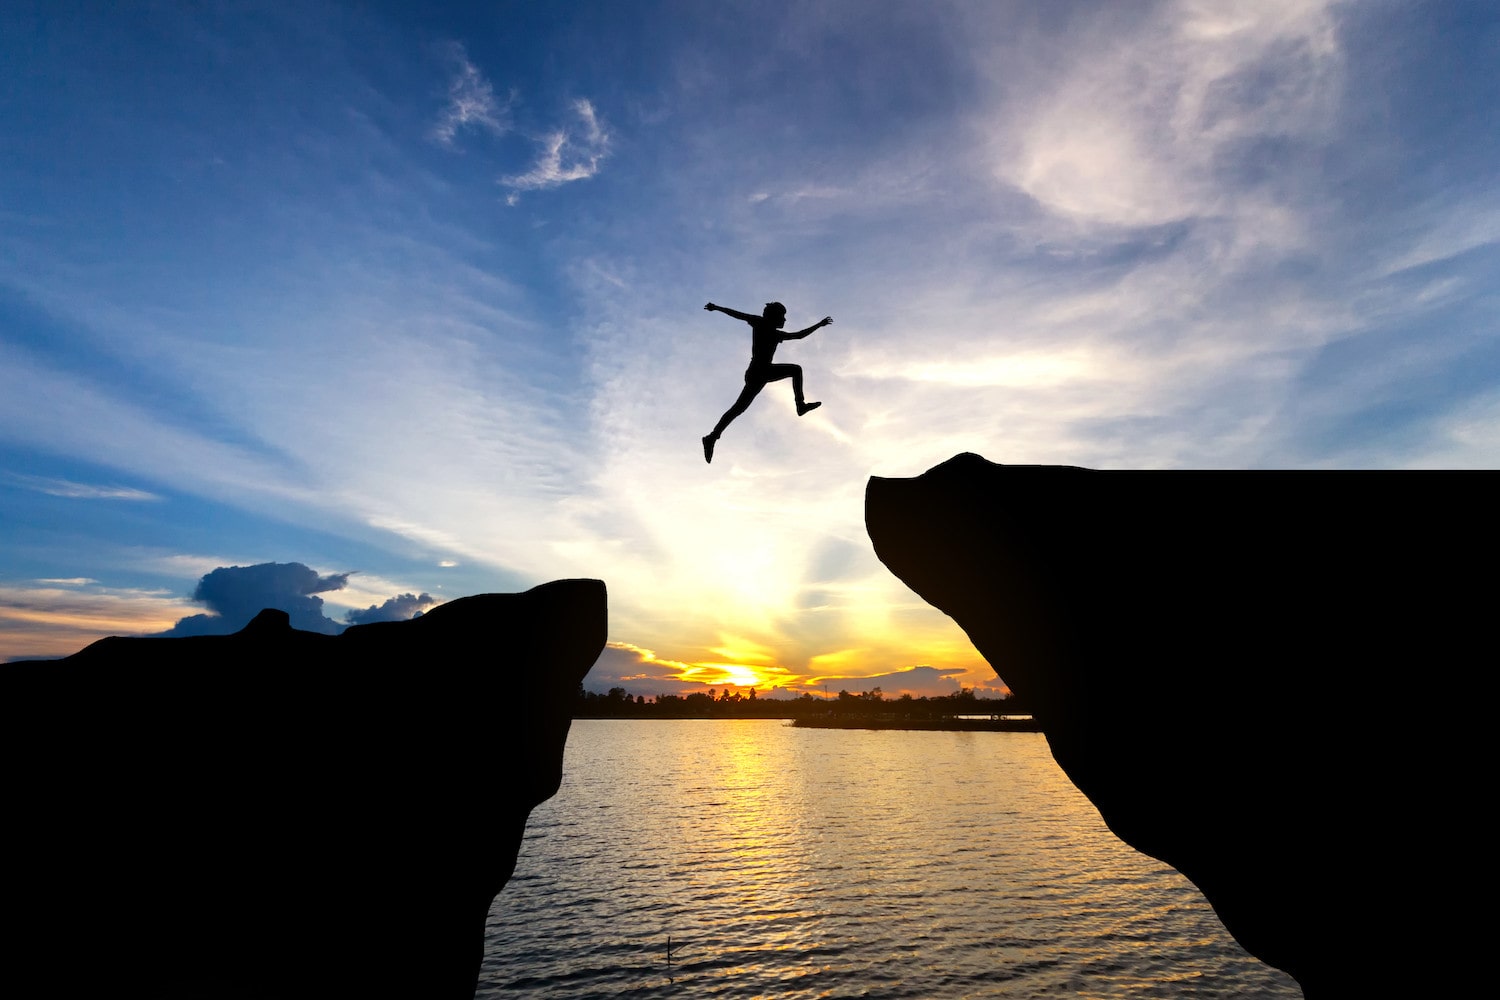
4 579 606 999
866 454 1486 998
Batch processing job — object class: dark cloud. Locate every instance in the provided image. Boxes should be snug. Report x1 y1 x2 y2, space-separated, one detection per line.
157 562 349 637
583 645 700 699
345 592 436 626
802 665 977 699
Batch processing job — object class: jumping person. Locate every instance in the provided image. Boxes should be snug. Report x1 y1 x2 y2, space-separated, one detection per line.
701 301 831 463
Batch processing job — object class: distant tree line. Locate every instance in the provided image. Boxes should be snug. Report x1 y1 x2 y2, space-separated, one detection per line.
574 684 1030 720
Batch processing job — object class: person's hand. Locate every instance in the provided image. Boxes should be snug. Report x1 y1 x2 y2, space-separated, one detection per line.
704 302 717 311
820 316 833 327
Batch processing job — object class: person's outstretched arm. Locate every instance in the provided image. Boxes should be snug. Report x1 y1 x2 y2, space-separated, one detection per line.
704 302 759 323
783 316 832 340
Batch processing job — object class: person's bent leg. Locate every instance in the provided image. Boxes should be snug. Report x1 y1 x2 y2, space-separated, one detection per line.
766 363 820 416
763 364 800 401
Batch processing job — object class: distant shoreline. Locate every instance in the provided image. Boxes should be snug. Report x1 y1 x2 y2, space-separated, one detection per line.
572 692 1035 728
572 714 1043 732
789 716 1042 732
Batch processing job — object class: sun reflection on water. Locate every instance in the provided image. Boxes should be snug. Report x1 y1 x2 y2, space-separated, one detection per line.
481 720 1301 999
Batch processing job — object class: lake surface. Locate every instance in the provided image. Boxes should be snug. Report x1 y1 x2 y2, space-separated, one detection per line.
479 720 1302 998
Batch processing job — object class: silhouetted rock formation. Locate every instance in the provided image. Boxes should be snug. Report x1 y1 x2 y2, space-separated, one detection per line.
4 579 606 999
866 455 1487 999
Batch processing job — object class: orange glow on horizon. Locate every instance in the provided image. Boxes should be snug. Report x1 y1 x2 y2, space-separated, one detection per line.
606 633 1003 699
0 585 197 661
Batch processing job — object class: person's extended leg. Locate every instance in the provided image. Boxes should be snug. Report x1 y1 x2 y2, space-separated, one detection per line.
703 380 765 462
765 363 821 416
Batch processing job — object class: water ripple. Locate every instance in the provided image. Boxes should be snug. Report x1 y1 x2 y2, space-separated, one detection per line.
479 720 1301 998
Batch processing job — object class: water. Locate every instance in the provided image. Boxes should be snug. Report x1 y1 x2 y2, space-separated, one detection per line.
479 720 1302 998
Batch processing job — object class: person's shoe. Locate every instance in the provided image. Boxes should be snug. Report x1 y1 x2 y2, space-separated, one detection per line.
702 434 716 463
797 401 822 416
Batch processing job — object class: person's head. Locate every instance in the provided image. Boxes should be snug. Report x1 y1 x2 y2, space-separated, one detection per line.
763 302 787 327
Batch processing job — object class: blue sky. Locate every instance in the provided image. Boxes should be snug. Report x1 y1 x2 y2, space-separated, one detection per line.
3 1 1497 690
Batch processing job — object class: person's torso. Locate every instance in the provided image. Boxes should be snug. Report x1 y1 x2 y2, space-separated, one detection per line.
749 320 781 366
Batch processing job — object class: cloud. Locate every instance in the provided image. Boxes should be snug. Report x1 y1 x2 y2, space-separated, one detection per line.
8 474 160 501
0 583 193 661
1 560 448 657
0 341 325 514
0 225 587 592
430 46 610 202
432 44 510 146
344 591 436 625
1403 391 1500 469
501 99 611 203
989 0 1344 233
1381 205 1500 276
585 642 704 698
159 562 351 637
799 664 997 700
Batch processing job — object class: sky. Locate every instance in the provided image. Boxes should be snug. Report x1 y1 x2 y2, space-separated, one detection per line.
3 1 1497 694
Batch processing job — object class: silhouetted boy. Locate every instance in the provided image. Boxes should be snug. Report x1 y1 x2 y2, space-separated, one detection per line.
701 301 831 463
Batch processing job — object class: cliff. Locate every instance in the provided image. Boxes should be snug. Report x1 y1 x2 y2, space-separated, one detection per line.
3 579 606 999
866 454 1487 998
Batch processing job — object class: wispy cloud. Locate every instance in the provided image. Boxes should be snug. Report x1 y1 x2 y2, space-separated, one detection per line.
9 474 160 501
432 43 511 146
988 0 1343 235
1381 204 1500 277
0 213 588 589
0 341 325 512
0 583 194 661
1401 391 1500 469
501 99 611 204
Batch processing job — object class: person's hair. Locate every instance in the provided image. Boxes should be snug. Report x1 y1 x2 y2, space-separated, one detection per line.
763 302 787 318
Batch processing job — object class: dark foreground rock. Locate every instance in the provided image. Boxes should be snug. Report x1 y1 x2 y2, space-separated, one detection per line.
866 455 1487 998
3 579 606 999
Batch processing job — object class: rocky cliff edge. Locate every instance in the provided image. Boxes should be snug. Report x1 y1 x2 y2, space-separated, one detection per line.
866 455 1487 998
3 578 606 999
